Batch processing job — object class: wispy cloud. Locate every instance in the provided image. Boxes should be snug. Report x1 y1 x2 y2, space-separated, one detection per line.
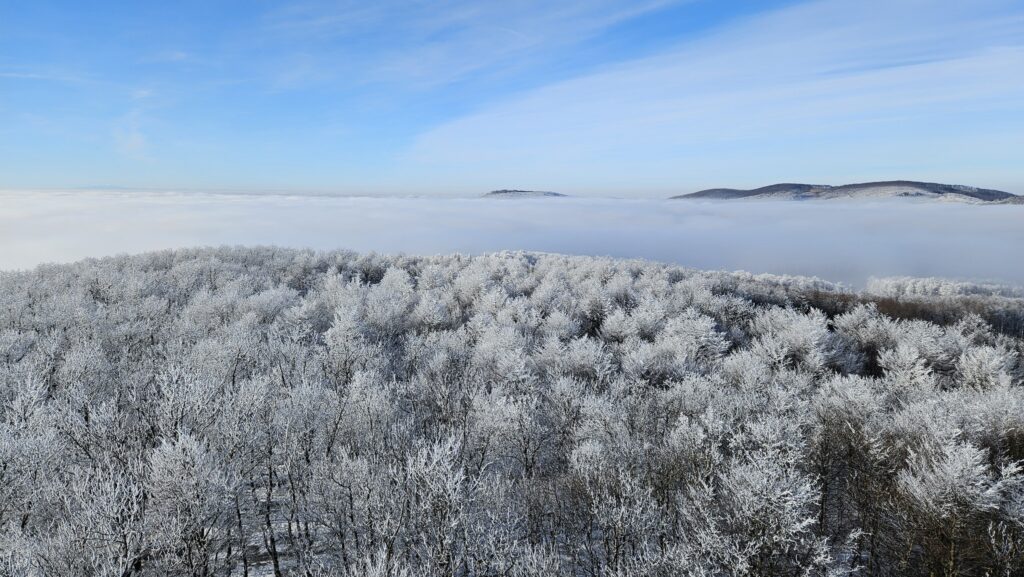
401 0 1024 193
113 109 149 159
4 0 1021 193
260 0 683 88
0 68 91 85
151 50 191 63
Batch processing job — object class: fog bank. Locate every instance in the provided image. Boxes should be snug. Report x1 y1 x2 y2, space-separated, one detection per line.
2 190 1021 286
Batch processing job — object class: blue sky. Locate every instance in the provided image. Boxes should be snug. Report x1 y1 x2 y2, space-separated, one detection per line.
1 0 1022 195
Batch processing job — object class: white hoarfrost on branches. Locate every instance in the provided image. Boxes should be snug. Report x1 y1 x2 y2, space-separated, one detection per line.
0 247 1022 576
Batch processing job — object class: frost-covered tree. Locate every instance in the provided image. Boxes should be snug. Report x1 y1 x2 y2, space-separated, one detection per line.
0 247 1021 576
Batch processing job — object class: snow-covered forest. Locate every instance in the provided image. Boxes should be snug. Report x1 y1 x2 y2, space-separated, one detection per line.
2 247 1023 577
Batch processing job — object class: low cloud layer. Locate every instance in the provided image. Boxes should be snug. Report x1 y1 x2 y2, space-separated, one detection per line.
2 190 1022 287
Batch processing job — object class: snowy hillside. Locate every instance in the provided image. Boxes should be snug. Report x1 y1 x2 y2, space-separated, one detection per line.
483 189 568 198
673 180 1018 203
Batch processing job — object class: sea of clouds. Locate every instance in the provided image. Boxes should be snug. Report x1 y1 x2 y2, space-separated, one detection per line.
2 190 1022 287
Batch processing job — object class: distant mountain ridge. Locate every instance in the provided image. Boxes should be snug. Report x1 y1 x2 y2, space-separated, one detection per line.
672 181 1018 203
483 189 567 198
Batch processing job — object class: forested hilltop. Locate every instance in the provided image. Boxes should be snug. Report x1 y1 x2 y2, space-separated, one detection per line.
2 247 1023 577
671 181 1019 203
